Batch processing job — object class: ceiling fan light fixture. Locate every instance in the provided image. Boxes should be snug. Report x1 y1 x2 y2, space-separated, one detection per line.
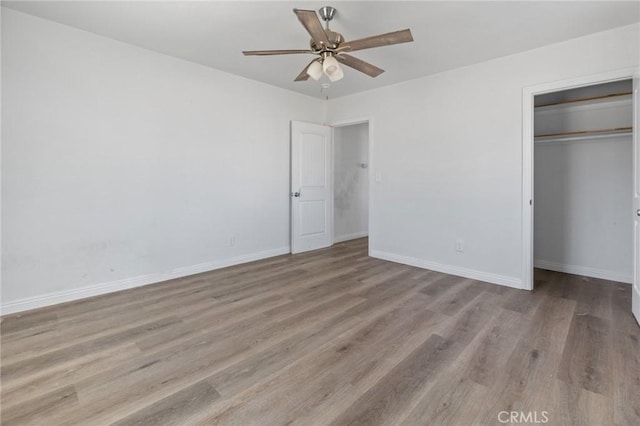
307 60 323 80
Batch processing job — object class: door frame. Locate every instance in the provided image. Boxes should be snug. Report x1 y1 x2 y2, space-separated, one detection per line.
521 67 639 290
330 117 374 256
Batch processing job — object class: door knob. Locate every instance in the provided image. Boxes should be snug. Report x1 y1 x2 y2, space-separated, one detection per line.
292 191 301 198
637 209 640 217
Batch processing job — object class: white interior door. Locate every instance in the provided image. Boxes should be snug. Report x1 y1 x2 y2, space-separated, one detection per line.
291 121 333 254
633 76 640 325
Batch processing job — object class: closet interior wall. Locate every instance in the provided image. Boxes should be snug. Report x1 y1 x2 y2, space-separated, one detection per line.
534 80 634 283
333 123 369 243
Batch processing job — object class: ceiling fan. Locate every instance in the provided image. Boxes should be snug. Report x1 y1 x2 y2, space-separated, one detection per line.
242 6 413 82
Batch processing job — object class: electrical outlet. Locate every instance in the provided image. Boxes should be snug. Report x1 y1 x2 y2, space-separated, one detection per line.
228 236 235 247
455 238 464 252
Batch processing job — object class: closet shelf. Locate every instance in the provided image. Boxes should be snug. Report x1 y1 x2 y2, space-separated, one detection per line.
535 92 632 108
534 127 632 143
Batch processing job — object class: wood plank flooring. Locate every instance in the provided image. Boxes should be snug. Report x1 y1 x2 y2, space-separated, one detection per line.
1 238 638 425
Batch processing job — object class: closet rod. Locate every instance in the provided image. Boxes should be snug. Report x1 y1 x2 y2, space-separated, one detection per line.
535 127 632 139
535 132 632 144
535 92 632 108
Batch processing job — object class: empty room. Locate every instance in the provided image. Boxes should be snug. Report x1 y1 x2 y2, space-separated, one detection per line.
1 1 639 425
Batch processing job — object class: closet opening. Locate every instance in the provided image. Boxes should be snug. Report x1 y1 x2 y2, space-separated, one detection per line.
532 79 634 287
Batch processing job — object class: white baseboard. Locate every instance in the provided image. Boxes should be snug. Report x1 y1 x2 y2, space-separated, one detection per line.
632 285 640 326
371 250 524 290
534 259 632 284
334 232 368 243
0 246 291 315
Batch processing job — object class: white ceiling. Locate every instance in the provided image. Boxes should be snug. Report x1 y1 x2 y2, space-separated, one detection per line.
4 1 640 99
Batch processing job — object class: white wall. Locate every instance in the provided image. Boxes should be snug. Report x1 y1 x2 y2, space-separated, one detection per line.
326 24 640 288
333 123 369 242
1 9 324 313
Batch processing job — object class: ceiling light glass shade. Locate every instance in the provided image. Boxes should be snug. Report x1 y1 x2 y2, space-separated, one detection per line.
323 55 343 81
307 60 323 80
326 62 344 82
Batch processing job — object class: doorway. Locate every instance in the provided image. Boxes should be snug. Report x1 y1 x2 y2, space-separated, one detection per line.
290 119 372 255
333 122 370 245
521 69 639 325
533 80 633 283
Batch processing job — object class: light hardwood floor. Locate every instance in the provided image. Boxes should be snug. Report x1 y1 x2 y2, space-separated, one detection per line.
1 238 638 425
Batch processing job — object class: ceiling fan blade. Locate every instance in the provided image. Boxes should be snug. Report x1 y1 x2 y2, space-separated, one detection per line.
342 29 413 52
337 54 384 78
293 9 330 47
243 49 314 56
294 60 316 81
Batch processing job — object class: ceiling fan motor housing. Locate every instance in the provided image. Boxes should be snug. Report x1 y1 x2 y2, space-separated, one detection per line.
310 29 343 51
